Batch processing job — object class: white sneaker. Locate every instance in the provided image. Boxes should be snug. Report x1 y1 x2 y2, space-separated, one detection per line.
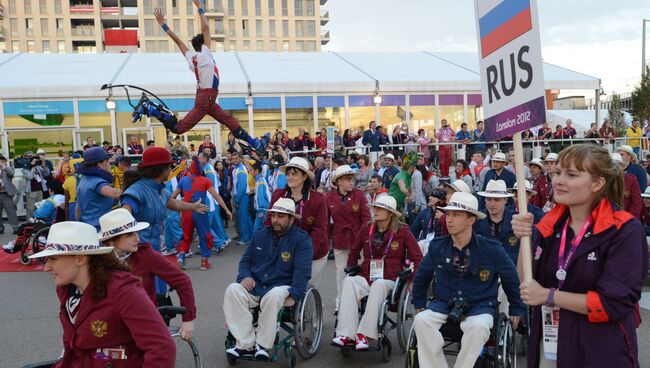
254 344 270 361
185 251 194 258
2 241 15 252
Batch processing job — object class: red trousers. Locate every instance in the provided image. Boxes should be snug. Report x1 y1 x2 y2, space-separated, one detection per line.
176 88 242 135
439 145 452 177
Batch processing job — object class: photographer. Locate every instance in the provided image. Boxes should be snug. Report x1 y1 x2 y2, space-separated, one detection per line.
22 152 50 219
410 188 446 243
411 192 524 367
0 155 18 233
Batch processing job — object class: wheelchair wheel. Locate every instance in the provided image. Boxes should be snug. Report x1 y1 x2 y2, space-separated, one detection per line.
30 227 50 264
396 287 415 352
170 327 203 368
294 287 323 359
380 336 392 363
494 313 515 368
20 251 31 265
404 329 419 368
283 346 296 368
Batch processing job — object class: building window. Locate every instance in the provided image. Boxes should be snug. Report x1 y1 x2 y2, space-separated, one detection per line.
8 0 16 13
228 0 234 16
26 18 34 36
12 41 20 53
215 42 225 52
159 40 168 52
188 21 194 37
256 40 264 50
281 0 287 16
186 0 193 15
269 19 276 36
39 0 47 13
173 19 181 32
144 20 154 35
56 18 64 36
228 19 236 36
229 40 236 50
27 40 35 53
306 0 314 16
145 40 156 52
215 19 224 33
306 40 316 51
54 0 62 13
242 19 249 37
306 20 315 36
243 40 250 50
282 20 289 37
255 19 262 37
42 40 50 53
283 40 289 51
41 18 49 36
270 40 277 50
57 40 65 53
10 18 18 36
267 0 274 15
255 0 261 16
295 20 303 37
241 0 248 16
143 0 152 12
296 40 303 51
173 0 179 14
24 0 32 14
294 0 302 16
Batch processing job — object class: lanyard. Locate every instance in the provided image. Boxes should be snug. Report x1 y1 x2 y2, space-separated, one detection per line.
556 216 592 288
368 224 394 259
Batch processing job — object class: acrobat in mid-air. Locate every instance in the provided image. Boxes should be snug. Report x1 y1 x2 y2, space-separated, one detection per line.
132 0 267 153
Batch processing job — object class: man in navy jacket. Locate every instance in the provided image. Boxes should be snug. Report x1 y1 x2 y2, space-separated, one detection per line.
362 121 386 165
223 198 312 361
411 192 524 367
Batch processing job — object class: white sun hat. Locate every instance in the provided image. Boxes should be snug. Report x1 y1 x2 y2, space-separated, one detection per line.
331 164 357 183
544 153 558 162
490 152 508 162
477 179 514 198
268 198 302 219
610 152 623 164
368 195 402 217
279 157 314 180
385 153 396 161
617 145 635 157
98 208 150 241
443 179 472 194
528 158 544 169
509 180 537 196
29 222 114 259
439 192 486 219
642 186 650 198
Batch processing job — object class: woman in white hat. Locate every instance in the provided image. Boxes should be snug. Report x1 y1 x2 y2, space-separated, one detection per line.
265 156 329 275
99 208 197 341
333 195 422 350
531 152 558 212
478 151 516 210
509 180 545 223
617 144 648 194
528 158 545 187
30 221 175 367
325 164 371 307
611 152 643 219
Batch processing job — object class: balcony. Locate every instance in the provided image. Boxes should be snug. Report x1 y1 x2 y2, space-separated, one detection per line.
210 29 225 40
205 8 224 18
70 4 95 13
71 25 96 37
320 10 329 26
321 30 329 45
100 6 138 19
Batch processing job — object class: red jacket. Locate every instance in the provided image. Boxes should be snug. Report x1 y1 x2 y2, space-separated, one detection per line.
623 173 642 219
531 174 553 209
347 223 423 283
54 271 175 368
326 189 371 250
126 243 196 322
265 188 329 259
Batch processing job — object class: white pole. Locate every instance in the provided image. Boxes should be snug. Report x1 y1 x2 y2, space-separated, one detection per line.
643 19 647 76
513 134 533 282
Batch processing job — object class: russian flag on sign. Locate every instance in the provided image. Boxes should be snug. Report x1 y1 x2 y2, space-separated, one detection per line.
478 0 533 58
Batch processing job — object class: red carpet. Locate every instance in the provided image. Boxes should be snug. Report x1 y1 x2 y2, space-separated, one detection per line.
0 251 44 272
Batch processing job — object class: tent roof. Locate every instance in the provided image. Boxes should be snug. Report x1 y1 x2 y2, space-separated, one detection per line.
0 51 600 100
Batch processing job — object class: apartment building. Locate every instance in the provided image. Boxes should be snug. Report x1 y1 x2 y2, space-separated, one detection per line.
0 0 330 53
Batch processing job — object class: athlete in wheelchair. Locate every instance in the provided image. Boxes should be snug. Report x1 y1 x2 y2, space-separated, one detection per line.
332 195 423 361
223 198 323 367
3 182 66 265
407 192 525 368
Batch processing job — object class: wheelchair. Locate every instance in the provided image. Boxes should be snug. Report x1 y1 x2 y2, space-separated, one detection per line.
3 206 66 265
332 266 415 363
224 285 323 367
158 305 203 368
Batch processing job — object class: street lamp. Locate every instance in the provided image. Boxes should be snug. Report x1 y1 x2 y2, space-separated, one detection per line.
373 93 382 105
105 97 116 110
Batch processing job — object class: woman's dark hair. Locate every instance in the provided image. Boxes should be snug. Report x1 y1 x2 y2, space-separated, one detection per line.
89 253 130 302
50 181 64 195
191 34 204 51
343 129 350 140
357 154 369 166
416 164 429 179
456 159 469 170
285 167 312 195
123 165 169 190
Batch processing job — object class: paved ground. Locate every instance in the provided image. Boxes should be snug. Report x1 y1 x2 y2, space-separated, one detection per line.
1 226 649 367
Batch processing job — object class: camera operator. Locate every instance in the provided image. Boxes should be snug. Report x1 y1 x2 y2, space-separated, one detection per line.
410 188 446 243
0 155 18 233
22 152 50 219
411 192 524 367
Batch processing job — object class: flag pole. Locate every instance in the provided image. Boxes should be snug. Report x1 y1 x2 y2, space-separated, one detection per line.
513 133 533 282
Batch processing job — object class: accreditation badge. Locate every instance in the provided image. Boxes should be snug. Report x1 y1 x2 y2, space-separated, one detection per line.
542 201 555 213
541 305 560 361
369 259 384 281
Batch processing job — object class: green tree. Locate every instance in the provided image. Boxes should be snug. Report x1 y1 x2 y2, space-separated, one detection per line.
632 66 650 124
608 93 626 136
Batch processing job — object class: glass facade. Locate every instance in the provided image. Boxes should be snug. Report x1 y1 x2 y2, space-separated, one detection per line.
438 94 465 131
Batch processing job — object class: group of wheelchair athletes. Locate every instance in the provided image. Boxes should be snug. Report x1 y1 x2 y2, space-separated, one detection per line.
23 144 647 368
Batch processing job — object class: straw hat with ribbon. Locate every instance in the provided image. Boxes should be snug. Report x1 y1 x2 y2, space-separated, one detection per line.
490 152 508 162
280 157 314 180
98 208 150 242
331 165 357 183
29 222 114 259
509 180 537 197
267 198 302 219
439 192 486 219
477 180 514 198
368 195 402 217
443 179 472 194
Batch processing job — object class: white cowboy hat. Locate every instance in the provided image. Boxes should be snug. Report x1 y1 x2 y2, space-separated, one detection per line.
610 152 623 164
439 192 486 219
29 222 114 259
280 157 314 180
509 180 537 196
477 179 514 198
543 153 558 162
368 195 402 217
385 153 396 161
331 164 357 183
268 198 302 219
490 152 508 162
617 145 636 158
642 186 650 198
528 158 544 169
443 179 472 194
98 208 150 241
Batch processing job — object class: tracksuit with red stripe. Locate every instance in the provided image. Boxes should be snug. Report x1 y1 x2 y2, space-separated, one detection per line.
178 174 214 257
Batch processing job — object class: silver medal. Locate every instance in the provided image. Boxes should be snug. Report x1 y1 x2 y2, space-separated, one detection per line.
556 269 567 281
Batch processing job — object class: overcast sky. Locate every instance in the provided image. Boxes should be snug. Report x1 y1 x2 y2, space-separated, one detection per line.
323 0 650 96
